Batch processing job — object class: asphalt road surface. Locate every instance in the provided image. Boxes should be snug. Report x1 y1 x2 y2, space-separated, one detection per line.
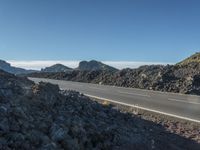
29 77 200 123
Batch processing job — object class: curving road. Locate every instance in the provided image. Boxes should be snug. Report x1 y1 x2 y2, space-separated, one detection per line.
29 77 200 123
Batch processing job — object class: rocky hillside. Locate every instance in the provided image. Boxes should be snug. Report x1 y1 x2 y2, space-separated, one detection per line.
41 64 73 73
28 53 200 95
0 69 200 149
177 52 200 66
93 64 200 95
0 60 36 75
77 60 118 72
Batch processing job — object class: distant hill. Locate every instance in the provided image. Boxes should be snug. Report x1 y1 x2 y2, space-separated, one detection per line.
41 64 73 73
0 60 36 75
77 60 118 72
176 52 200 66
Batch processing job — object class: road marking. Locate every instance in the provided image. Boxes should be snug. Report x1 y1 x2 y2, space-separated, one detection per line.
168 98 200 105
118 91 150 97
85 94 200 123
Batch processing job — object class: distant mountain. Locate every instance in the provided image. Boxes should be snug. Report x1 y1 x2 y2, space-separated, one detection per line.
77 60 118 72
41 64 73 73
176 52 200 66
0 60 36 75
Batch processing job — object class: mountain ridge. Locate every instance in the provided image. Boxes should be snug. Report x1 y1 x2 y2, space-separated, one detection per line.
0 60 36 75
41 64 73 72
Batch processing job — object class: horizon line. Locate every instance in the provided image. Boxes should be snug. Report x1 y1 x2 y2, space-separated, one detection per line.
7 60 174 70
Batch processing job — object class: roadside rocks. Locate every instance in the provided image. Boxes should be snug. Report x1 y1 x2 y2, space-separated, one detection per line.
29 62 200 95
1 70 200 150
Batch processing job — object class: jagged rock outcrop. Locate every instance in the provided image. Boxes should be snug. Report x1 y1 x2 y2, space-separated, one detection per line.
41 64 73 73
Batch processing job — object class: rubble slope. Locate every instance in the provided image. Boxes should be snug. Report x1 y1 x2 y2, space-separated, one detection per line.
1 70 200 150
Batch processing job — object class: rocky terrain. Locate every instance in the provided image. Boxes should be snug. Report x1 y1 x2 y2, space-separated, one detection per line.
0 60 36 75
177 52 200 66
1 69 200 150
28 70 112 83
28 53 200 95
41 64 73 73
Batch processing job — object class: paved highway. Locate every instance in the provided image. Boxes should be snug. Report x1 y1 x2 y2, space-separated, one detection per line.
29 77 200 123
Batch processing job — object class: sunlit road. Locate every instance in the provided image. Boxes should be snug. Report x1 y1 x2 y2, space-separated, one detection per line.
29 77 200 123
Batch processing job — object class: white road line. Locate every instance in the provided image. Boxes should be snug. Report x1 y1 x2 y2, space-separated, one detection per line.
168 98 200 105
85 94 200 123
118 91 150 97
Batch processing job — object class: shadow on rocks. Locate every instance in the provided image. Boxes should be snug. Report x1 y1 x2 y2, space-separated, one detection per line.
0 77 199 150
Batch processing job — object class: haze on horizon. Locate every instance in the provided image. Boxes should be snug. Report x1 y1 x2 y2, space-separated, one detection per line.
7 60 173 70
0 0 200 66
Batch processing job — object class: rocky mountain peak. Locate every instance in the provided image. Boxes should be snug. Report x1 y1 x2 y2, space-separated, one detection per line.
41 64 73 73
77 60 118 72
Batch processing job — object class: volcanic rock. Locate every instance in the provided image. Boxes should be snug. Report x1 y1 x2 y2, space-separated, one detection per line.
0 70 199 149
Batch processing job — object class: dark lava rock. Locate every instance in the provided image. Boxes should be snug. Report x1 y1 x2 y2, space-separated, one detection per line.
0 69 34 99
0 70 200 150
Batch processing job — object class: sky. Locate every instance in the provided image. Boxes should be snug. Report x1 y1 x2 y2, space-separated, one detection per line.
0 0 200 69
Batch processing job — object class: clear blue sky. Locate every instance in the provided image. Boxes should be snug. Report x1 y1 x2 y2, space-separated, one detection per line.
0 0 199 62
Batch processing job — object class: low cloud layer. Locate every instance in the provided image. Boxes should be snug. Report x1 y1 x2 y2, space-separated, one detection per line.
7 60 173 70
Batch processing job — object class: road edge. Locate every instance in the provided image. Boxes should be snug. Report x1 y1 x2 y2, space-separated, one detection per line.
85 94 200 123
